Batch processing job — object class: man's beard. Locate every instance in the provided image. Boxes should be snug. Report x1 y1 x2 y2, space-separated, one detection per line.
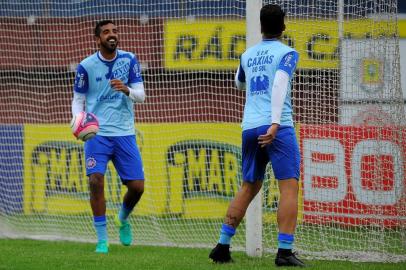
101 40 117 53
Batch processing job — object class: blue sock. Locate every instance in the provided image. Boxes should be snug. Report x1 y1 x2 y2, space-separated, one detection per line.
218 224 236 245
118 202 133 223
278 233 294 250
93 215 108 243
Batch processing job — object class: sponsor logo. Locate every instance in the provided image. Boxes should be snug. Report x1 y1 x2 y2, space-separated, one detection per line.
76 73 85 88
165 19 399 69
165 20 246 70
247 55 274 67
250 75 269 95
86 157 96 169
96 93 121 102
359 58 384 93
283 53 293 68
31 141 87 196
26 139 123 214
301 125 405 227
166 140 242 199
112 62 130 81
133 62 141 77
164 139 294 216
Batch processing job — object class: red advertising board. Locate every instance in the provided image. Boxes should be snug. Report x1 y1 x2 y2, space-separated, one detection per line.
300 125 406 227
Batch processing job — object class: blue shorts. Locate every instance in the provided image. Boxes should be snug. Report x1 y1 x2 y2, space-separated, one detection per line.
242 125 300 182
84 135 144 182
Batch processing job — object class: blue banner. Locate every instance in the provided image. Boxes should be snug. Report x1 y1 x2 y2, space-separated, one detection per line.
0 125 24 214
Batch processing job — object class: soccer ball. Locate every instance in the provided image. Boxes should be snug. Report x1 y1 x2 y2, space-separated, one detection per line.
70 112 99 141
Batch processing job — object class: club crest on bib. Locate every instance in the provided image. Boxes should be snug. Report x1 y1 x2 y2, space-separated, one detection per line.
86 157 97 169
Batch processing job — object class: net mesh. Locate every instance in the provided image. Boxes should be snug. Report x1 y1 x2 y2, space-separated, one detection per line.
0 0 404 262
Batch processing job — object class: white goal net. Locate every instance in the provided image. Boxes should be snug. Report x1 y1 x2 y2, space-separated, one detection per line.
0 0 405 262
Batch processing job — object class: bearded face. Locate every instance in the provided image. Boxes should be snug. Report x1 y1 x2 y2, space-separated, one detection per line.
100 34 118 53
96 23 119 53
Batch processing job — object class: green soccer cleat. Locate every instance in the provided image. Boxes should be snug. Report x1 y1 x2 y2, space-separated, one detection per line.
95 240 109 254
115 216 132 246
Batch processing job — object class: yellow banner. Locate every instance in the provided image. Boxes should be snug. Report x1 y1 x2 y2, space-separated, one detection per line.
23 125 126 215
164 20 246 70
23 123 303 221
164 19 402 70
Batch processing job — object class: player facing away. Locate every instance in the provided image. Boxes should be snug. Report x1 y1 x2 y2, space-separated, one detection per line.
71 20 146 254
209 4 305 267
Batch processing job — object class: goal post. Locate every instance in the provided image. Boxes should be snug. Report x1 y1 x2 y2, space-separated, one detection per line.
0 0 405 263
245 0 263 258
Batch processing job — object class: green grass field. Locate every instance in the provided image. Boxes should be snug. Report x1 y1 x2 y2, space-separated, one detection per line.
0 239 405 270
4 214 405 257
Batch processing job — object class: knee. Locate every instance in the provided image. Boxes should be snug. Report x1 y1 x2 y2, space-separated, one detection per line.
279 179 299 196
133 186 144 196
241 181 262 198
128 181 144 195
89 174 104 194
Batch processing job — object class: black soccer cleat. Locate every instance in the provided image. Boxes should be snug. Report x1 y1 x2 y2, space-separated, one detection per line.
275 251 305 267
209 243 233 263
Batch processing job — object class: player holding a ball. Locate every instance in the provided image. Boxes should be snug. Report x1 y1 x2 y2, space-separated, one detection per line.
71 20 146 254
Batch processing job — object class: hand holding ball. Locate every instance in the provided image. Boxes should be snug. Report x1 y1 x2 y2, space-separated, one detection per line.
70 112 99 141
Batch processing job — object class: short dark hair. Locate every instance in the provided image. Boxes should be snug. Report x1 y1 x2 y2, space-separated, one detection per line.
260 4 285 36
94 20 115 37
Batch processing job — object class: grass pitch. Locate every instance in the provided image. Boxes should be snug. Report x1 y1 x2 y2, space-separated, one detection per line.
0 239 404 270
